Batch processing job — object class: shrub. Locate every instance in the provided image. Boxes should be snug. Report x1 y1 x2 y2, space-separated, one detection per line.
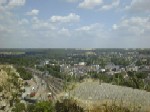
12 103 26 112
0 86 3 92
55 99 84 112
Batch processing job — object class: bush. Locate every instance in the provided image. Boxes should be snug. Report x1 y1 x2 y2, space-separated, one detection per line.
0 86 3 92
27 104 35 112
91 105 132 112
34 101 55 112
12 103 26 112
55 99 84 112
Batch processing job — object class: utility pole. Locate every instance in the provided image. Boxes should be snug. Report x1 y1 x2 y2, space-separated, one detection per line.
118 74 120 85
99 72 102 85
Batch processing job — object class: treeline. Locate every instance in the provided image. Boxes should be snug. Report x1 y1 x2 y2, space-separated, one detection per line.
0 56 39 67
111 57 130 66
37 65 61 79
89 71 150 91
136 58 150 66
139 50 150 55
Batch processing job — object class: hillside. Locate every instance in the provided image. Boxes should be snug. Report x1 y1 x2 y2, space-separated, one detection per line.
70 80 150 111
0 65 23 112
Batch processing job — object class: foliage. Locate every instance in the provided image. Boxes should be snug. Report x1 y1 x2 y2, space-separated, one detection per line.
91 103 140 112
26 101 55 112
135 60 143 66
12 103 26 112
37 65 61 79
88 71 148 91
0 56 39 67
136 72 148 79
55 99 84 112
46 65 61 78
0 86 3 92
26 100 84 112
27 104 35 112
16 99 142 112
33 101 55 112
88 72 112 83
111 57 130 66
17 67 32 80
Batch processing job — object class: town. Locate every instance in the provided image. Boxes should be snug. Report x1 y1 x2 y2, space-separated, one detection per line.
1 48 150 112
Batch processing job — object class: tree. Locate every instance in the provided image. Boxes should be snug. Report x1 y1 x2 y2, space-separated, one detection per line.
17 67 32 80
136 72 148 79
27 104 35 112
34 101 55 112
55 99 84 112
12 103 26 112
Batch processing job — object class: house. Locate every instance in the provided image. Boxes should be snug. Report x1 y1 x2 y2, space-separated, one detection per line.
90 65 100 72
106 71 114 76
79 62 86 66
126 65 138 72
105 64 120 71
139 68 150 73
100 69 106 72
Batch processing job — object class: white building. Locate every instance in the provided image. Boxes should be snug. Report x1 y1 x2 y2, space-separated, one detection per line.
79 62 86 66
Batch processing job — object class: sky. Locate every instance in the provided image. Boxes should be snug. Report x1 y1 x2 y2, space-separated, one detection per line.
0 0 150 48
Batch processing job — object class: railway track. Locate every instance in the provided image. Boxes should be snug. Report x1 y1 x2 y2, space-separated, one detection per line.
26 68 64 100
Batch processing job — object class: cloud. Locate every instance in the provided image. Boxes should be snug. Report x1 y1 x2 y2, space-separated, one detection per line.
78 0 120 11
1 12 150 48
126 0 150 13
112 24 118 30
114 16 150 35
76 23 103 31
58 28 71 37
30 17 56 30
30 13 80 31
0 11 109 48
0 0 25 11
8 0 25 6
65 0 79 3
26 9 39 16
18 19 29 25
0 10 34 48
0 0 150 48
31 17 39 23
0 0 7 4
110 16 150 47
78 0 103 9
50 13 80 23
72 23 111 47
100 0 120 10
